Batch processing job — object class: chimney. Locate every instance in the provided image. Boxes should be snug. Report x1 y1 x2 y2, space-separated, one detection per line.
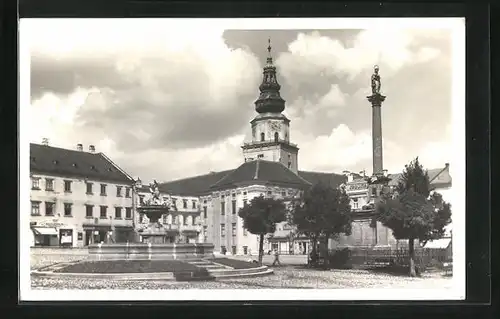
76 143 83 151
89 145 96 153
41 138 49 146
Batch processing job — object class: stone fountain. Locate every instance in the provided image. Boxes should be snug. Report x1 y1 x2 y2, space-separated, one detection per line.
88 180 214 261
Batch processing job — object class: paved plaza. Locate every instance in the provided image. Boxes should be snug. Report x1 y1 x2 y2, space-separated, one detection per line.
30 249 452 290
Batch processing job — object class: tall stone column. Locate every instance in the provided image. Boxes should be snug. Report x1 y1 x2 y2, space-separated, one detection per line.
367 65 386 176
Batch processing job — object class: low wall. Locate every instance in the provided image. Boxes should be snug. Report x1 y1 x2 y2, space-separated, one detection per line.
87 243 215 261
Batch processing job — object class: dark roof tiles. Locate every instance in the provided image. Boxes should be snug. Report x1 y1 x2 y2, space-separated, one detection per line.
158 170 233 196
30 143 132 184
211 160 311 190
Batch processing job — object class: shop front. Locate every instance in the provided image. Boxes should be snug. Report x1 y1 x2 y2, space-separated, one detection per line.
83 224 112 245
30 220 76 247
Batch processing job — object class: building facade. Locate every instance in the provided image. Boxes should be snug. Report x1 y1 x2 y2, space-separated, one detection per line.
329 164 453 250
29 142 136 247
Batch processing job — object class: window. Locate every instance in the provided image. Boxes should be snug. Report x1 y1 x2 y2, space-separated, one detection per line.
100 184 107 196
221 224 225 237
371 187 377 196
258 154 264 158
243 199 247 206
139 214 144 223
192 201 196 209
281 191 286 197
139 195 145 205
274 132 279 142
85 205 93 218
64 180 72 192
243 191 247 195
232 246 237 255
115 207 122 219
260 132 265 141
172 198 177 207
288 154 292 168
203 206 207 219
288 162 292 169
31 201 40 216
203 226 208 242
231 193 236 198
116 186 122 197
243 228 248 236
243 246 248 255
267 190 272 196
100 206 107 218
45 178 54 191
86 182 93 194
125 187 131 198
231 200 236 214
64 203 72 216
221 202 225 215
45 202 54 216
352 198 359 209
183 200 187 209
31 177 40 190
125 207 132 219
232 223 236 237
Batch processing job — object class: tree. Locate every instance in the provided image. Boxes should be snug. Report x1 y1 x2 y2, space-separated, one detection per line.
238 195 287 265
290 183 352 267
376 157 452 277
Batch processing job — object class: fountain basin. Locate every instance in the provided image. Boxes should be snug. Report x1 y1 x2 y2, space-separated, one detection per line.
87 243 214 261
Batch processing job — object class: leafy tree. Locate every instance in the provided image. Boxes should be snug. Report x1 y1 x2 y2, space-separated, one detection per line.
290 182 353 267
376 157 452 277
238 195 287 265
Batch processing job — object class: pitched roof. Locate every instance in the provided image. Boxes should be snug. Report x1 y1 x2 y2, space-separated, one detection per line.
30 143 132 184
298 170 347 189
387 165 452 188
158 170 233 196
211 160 311 190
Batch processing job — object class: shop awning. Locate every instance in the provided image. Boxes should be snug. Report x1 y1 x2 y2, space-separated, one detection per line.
32 227 58 236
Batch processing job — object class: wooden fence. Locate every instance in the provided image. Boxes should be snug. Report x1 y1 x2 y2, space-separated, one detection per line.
333 247 452 268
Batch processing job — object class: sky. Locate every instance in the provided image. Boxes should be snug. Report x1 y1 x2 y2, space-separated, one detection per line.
24 19 457 182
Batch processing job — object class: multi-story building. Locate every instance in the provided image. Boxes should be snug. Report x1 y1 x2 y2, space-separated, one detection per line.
29 142 136 247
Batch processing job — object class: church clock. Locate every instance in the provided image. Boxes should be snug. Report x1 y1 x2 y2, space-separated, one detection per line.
270 121 281 132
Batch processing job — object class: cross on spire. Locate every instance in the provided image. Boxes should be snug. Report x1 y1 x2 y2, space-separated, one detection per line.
266 37 273 65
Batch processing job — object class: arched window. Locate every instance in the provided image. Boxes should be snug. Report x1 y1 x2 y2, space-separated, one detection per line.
274 132 279 142
260 132 265 141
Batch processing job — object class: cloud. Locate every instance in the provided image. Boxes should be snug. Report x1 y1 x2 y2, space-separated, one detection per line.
276 28 442 84
28 20 262 153
26 21 454 182
295 124 407 174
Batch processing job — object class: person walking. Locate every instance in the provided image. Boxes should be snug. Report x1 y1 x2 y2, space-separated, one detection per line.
272 248 282 267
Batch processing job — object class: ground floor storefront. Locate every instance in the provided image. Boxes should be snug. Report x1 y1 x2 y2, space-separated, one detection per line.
30 221 79 248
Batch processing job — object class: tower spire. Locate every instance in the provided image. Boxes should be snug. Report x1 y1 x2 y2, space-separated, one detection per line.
267 37 273 65
255 37 285 114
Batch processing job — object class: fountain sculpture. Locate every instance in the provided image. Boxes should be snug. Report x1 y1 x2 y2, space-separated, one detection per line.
87 180 214 261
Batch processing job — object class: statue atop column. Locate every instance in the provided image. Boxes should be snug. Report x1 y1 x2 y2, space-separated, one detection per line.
371 65 381 95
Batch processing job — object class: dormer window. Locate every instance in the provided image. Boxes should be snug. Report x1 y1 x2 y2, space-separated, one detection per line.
90 165 96 170
72 163 78 168
274 132 279 142
260 132 265 141
53 160 58 165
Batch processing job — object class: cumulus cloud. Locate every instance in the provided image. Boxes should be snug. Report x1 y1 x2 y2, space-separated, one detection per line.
276 28 443 84
28 19 262 153
25 20 455 181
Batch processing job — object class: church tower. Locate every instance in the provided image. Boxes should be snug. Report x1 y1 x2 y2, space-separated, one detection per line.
241 39 299 173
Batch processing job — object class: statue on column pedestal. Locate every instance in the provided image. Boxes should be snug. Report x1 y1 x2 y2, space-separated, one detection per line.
371 65 381 95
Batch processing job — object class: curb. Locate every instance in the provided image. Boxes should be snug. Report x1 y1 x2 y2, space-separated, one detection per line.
31 265 274 281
